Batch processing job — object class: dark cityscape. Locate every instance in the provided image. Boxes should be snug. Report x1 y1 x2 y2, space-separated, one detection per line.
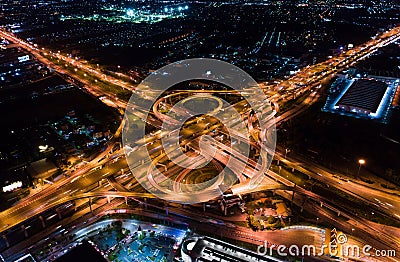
0 0 399 261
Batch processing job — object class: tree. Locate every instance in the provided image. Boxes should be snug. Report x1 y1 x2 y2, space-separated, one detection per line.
267 216 276 224
247 215 259 231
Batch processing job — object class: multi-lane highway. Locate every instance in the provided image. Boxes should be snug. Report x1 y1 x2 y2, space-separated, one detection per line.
1 24 400 260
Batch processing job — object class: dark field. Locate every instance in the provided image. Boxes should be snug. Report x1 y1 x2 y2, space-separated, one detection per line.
55 241 107 262
0 74 119 132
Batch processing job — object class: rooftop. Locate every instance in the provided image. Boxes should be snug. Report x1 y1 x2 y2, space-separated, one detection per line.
335 79 388 113
182 236 283 262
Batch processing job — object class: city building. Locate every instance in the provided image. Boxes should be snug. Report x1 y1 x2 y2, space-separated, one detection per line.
181 236 283 262
334 78 389 116
324 76 399 123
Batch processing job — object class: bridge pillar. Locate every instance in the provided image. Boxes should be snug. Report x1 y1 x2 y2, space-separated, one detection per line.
292 168 295 173
144 198 148 209
337 211 340 217
165 206 169 215
272 190 276 196
107 196 110 203
300 197 307 213
290 191 295 209
89 198 93 213
320 202 323 207
221 201 228 216
57 211 62 220
39 216 46 228
277 160 280 166
203 203 206 212
21 225 28 238
125 197 128 205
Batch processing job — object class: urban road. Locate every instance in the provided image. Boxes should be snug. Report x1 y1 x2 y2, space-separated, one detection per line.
0 25 400 261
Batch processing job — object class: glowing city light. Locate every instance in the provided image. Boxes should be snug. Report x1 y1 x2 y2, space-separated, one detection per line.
39 145 49 152
3 181 22 192
164 7 168 12
178 6 183 11
185 5 189 10
126 9 134 16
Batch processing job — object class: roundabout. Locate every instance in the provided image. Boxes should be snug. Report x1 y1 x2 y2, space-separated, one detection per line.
180 93 223 115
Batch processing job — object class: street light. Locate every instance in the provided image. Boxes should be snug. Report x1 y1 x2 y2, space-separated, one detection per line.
357 159 365 175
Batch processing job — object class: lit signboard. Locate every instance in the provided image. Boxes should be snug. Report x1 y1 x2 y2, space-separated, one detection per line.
18 55 30 63
2 181 22 192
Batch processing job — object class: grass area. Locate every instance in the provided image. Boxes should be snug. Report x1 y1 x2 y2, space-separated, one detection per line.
245 198 284 231
214 93 243 105
270 163 311 188
185 163 220 184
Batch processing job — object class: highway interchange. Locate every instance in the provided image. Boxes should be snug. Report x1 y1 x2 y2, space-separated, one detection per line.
0 25 400 261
